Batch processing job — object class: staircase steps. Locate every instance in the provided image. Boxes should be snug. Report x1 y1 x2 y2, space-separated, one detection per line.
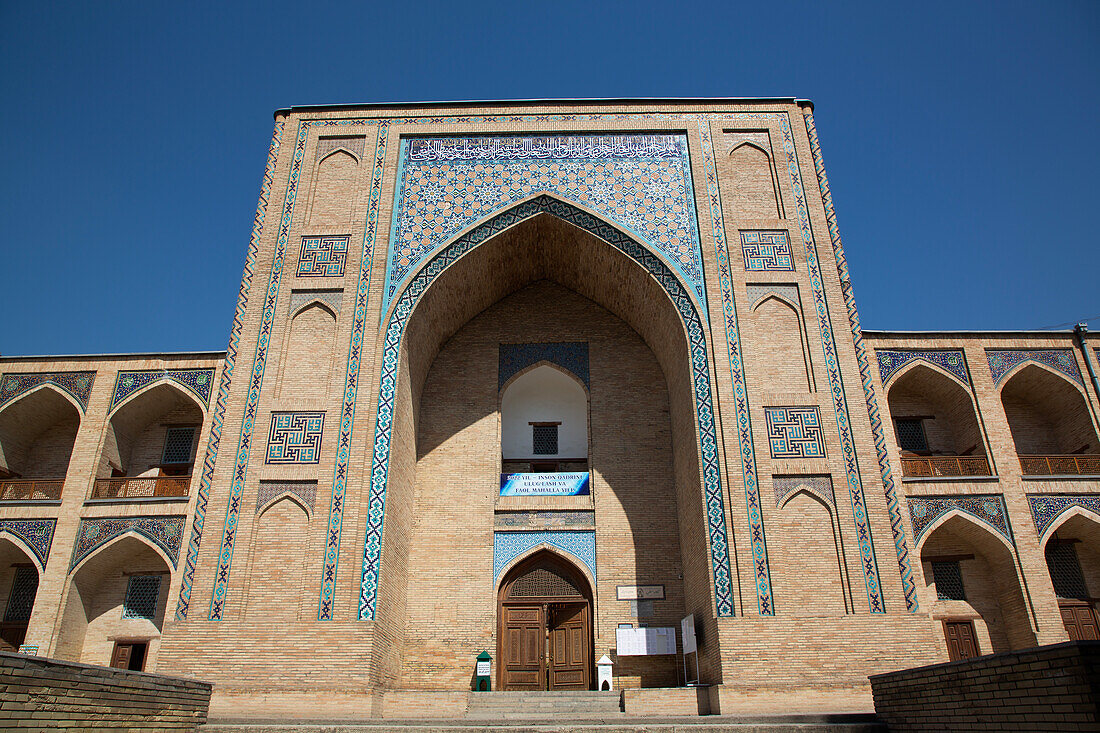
465 690 623 719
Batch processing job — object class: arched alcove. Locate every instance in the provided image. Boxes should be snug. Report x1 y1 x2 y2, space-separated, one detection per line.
1001 365 1100 475
373 202 720 690
1043 512 1100 640
245 497 309 620
56 535 172 671
0 537 40 651
0 387 80 500
886 364 988 477
96 383 203 500
768 490 847 615
278 302 337 400
918 514 1035 658
308 149 358 227
727 143 781 219
500 364 588 472
748 296 811 393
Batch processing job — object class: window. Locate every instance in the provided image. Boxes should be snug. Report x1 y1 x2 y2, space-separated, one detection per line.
931 561 966 601
122 575 162 620
1046 542 1090 601
532 424 558 455
161 426 196 465
3 567 38 623
895 418 929 453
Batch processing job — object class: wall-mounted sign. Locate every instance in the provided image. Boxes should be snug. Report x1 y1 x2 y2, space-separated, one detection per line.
476 660 490 676
681 614 697 654
615 626 676 656
616 584 665 601
499 472 590 497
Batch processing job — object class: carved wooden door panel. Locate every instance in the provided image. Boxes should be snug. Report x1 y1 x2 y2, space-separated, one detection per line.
943 620 979 661
548 603 590 690
1059 601 1100 641
502 605 544 690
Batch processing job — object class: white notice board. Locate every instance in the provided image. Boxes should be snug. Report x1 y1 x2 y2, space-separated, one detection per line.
681 614 697 654
615 626 677 656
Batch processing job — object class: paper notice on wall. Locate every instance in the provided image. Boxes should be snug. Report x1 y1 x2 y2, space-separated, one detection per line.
681 614 697 654
615 626 677 656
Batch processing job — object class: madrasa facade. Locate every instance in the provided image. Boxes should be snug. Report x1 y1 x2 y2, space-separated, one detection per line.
2 99 1099 716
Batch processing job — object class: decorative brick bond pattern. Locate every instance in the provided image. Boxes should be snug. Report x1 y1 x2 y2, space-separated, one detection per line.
0 650 211 729
869 641 1100 732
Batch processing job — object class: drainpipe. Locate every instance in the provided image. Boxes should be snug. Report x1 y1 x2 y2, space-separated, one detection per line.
1074 323 1100 411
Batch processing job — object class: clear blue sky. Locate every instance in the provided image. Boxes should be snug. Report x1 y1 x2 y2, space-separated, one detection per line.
1 1 1097 356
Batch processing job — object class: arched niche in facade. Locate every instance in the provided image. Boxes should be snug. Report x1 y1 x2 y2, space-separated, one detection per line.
500 364 589 472
0 385 81 496
0 536 41 651
1042 512 1100 640
1000 364 1100 467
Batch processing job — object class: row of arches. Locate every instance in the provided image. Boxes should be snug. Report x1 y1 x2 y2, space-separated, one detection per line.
885 360 1099 477
0 380 205 502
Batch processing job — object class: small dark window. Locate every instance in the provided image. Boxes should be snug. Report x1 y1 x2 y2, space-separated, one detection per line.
122 575 162 620
532 425 558 455
932 561 966 601
1046 542 1090 601
896 418 929 453
162 427 196 465
3 567 38 623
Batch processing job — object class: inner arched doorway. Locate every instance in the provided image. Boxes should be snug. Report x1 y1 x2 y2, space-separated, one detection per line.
497 550 593 691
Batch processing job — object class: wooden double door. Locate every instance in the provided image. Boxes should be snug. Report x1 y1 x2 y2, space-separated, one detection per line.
498 552 593 690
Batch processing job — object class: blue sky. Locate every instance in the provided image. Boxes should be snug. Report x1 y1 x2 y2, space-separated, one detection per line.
1 1 1097 356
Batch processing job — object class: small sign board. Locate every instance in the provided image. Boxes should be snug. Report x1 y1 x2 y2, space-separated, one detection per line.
681 614 697 654
615 626 676 656
476 660 490 676
499 472 590 496
616 584 665 601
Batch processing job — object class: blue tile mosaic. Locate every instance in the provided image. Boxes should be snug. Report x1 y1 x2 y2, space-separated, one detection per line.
0 372 95 412
265 412 325 464
876 350 969 386
0 518 56 568
499 343 589 390
110 369 214 412
740 231 794 271
987 349 1083 386
1027 494 1100 543
298 235 350 278
71 516 186 570
765 407 826 459
493 531 596 584
908 495 1012 545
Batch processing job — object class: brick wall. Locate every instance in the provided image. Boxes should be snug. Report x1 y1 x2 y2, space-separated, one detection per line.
870 641 1100 731
0 650 211 729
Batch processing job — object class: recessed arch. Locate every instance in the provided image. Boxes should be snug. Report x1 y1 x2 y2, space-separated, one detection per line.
256 491 312 520
318 147 360 165
0 382 84 418
915 509 1015 557
729 140 771 159
69 530 176 577
0 384 82 487
501 364 588 466
495 544 597 595
0 531 47 573
887 358 971 393
749 291 799 314
0 536 41 652
1040 506 1100 551
499 359 589 397
108 379 206 420
1000 363 1100 460
289 298 337 321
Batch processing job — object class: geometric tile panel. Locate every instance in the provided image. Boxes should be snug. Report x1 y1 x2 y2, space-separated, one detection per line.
256 480 318 513
773 475 835 508
387 134 706 313
987 349 1083 386
0 372 96 412
297 235 350 278
741 230 794 271
907 495 1012 545
745 283 800 311
1027 494 1100 544
499 342 589 390
110 368 215 411
765 407 826 459
876 350 969 386
0 518 56 568
70 516 186 570
802 108 915 612
493 531 596 584
288 289 343 315
176 118 285 621
265 412 325 464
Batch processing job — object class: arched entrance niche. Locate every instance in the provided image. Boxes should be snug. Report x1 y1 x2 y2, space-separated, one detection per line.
97 383 203 500
0 386 81 500
886 364 989 478
0 536 41 651
497 550 594 690
500 364 589 473
362 196 732 689
56 535 172 671
1000 364 1100 476
917 513 1036 659
1041 511 1100 640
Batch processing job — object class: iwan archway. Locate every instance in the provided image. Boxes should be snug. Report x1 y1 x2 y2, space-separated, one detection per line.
360 196 734 688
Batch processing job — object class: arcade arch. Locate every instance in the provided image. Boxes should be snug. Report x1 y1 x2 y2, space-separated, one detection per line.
1000 364 1100 475
1042 511 1100 640
0 386 80 500
0 536 41 651
500 364 589 473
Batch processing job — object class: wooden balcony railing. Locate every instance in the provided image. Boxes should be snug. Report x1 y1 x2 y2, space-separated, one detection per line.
900 455 992 478
1019 455 1100 476
0 479 63 501
91 476 191 500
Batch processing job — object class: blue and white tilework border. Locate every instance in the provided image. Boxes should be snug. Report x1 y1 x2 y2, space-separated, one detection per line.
907 495 1012 546
493 531 596 583
803 109 912 612
987 349 1083 387
1027 494 1100 544
358 195 734 620
0 519 56 568
110 369 215 412
72 516 186 571
876 350 969 387
0 372 96 412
